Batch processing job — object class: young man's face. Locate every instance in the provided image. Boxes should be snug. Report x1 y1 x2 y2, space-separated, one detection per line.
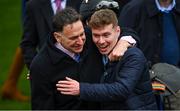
91 24 120 55
55 20 86 54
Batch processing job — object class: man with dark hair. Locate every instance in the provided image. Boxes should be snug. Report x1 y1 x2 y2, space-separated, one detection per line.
30 8 86 109
0 0 83 101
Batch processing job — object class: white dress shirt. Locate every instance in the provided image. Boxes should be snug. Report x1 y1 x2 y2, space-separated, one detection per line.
55 42 77 60
155 0 176 13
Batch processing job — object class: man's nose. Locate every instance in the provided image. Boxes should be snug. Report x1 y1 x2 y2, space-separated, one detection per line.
77 36 84 44
98 37 105 44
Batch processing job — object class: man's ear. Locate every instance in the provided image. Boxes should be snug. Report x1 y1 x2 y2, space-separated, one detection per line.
115 26 121 36
116 26 121 33
53 32 61 42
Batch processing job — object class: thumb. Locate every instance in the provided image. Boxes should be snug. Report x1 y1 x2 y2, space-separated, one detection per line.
66 77 73 81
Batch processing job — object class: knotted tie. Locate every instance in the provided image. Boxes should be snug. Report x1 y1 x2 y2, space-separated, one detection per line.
55 0 62 12
102 55 109 65
74 54 80 62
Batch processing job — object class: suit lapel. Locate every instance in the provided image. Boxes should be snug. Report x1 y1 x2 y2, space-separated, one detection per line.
39 0 54 30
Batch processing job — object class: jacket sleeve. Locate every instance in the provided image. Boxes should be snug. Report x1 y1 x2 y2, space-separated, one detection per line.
20 1 38 69
30 61 55 109
80 48 146 102
120 27 140 46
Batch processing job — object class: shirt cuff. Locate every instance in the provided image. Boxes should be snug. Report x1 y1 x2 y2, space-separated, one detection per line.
120 36 136 46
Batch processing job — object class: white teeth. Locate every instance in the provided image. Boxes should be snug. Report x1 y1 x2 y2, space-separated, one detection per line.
99 46 106 48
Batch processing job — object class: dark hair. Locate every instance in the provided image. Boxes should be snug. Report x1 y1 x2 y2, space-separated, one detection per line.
89 9 118 29
80 0 119 24
52 7 81 32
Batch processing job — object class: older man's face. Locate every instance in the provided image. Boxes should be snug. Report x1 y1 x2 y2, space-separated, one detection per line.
55 20 86 54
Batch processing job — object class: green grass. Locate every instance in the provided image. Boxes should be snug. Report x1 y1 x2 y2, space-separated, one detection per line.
0 0 30 110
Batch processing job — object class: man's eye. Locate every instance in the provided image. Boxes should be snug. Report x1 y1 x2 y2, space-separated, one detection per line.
93 35 100 38
80 33 84 37
103 33 111 38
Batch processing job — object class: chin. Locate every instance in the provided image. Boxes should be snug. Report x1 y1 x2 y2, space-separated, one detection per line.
74 48 83 53
99 50 109 55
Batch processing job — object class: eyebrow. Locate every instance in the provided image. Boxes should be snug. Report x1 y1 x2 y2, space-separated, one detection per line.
69 32 85 39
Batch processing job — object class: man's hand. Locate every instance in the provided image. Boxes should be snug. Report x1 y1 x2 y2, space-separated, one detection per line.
56 77 80 96
108 40 131 61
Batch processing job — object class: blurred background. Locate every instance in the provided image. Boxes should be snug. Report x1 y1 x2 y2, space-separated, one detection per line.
0 0 30 109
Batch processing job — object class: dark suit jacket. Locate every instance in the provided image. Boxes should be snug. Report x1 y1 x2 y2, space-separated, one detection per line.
80 47 157 110
30 34 87 109
29 25 141 110
20 0 82 68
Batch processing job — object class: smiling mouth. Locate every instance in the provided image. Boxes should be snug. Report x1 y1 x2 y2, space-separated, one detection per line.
99 45 108 51
75 46 83 50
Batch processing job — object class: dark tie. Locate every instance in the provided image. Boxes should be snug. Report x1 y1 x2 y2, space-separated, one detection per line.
55 0 62 12
102 55 109 65
74 54 80 62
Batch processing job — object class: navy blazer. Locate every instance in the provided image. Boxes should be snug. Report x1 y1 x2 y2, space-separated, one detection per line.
80 47 157 110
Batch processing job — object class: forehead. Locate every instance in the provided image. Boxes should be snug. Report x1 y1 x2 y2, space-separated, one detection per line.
63 20 84 38
92 24 114 34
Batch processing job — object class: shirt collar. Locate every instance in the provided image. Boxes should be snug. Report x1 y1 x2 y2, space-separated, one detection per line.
155 0 176 13
51 0 55 4
55 42 75 59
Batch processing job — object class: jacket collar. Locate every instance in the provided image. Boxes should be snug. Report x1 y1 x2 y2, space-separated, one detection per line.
145 0 160 17
47 34 71 64
46 34 88 65
146 0 180 17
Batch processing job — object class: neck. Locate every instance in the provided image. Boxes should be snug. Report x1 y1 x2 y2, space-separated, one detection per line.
159 0 172 8
107 39 118 56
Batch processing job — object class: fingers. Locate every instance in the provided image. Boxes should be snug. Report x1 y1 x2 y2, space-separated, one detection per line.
56 83 77 95
56 83 73 94
65 77 73 81
57 88 74 95
56 77 80 96
58 80 71 84
57 87 71 92
60 91 74 95
56 83 72 88
108 51 124 61
109 40 129 61
108 53 122 61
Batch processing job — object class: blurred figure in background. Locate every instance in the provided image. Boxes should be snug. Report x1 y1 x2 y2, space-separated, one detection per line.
119 0 180 109
0 0 29 101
